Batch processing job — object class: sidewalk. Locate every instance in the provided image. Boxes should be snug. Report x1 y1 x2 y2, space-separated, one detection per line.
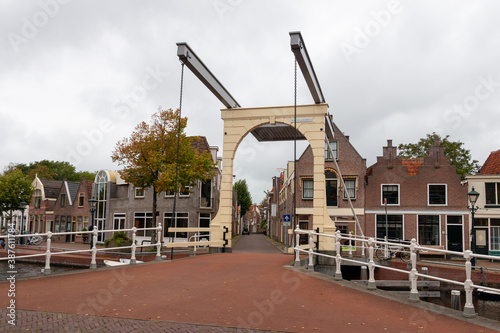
1 252 498 332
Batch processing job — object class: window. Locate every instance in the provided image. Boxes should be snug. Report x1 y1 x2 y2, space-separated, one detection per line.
382 184 399 205
485 183 500 205
179 186 190 197
302 179 313 199
55 216 60 233
60 193 66 207
134 212 153 237
200 180 212 208
325 141 338 160
164 212 188 239
376 214 403 240
135 187 145 198
343 179 356 199
491 219 500 251
78 192 85 207
34 189 41 209
114 213 126 230
325 171 338 206
199 213 211 238
165 189 175 197
418 215 440 246
77 216 83 233
428 184 447 205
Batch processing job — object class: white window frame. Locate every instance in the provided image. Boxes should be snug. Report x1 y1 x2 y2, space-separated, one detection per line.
343 178 356 200
302 179 314 199
427 184 447 206
113 213 126 230
325 141 338 160
381 184 400 206
417 214 441 246
375 214 405 240
200 179 212 209
135 187 145 198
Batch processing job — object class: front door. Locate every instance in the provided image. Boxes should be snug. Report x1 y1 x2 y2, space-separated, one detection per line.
475 228 489 255
326 180 337 207
447 224 463 252
65 219 71 242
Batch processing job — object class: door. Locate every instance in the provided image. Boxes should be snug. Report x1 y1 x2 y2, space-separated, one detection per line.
326 180 337 207
65 219 71 242
447 224 463 252
475 228 489 255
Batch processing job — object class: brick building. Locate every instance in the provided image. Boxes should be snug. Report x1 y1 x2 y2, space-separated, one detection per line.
466 149 500 256
29 177 63 234
365 140 470 252
273 121 367 247
97 137 222 244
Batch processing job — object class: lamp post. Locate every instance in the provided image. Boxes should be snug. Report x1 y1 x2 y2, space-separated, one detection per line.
88 197 97 249
467 187 480 269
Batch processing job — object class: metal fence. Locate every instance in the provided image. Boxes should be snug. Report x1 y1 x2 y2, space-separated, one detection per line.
294 226 500 319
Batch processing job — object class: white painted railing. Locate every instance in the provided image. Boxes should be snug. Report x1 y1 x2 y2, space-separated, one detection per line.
294 226 500 319
0 224 166 272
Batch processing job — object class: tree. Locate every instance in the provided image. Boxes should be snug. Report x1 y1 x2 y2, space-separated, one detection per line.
397 132 480 179
4 160 95 182
234 179 252 217
0 169 33 222
111 108 216 242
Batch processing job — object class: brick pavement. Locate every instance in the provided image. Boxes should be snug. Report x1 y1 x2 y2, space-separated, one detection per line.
1 235 499 332
0 309 277 332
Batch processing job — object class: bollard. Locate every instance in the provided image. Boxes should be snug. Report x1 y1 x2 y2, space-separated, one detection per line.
360 266 368 281
294 225 301 267
155 223 162 261
367 238 376 290
451 290 461 311
90 228 98 269
335 230 343 281
43 232 52 275
408 239 419 303
462 250 477 318
130 227 137 265
308 231 314 271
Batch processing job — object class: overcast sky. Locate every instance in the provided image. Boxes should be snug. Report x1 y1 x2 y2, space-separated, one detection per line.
1 0 499 203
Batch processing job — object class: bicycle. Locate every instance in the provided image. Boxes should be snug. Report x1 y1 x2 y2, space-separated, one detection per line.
375 241 411 262
26 233 43 246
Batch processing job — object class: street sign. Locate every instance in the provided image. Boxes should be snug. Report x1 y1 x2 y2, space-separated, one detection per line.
283 214 291 227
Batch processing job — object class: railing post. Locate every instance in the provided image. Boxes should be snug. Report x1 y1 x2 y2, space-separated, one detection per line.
156 222 162 261
90 227 98 269
409 238 419 302
294 225 301 267
463 250 477 318
367 238 376 290
308 231 314 271
130 227 137 265
43 232 52 275
361 238 366 259
348 231 353 259
335 230 342 281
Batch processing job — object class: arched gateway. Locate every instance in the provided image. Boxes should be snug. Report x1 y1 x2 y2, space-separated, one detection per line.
176 32 338 252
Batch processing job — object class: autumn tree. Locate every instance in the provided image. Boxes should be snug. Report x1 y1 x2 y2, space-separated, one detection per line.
0 169 33 227
111 108 216 242
234 179 252 217
398 132 480 179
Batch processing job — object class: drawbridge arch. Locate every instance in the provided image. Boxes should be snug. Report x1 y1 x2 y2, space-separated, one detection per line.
210 104 336 251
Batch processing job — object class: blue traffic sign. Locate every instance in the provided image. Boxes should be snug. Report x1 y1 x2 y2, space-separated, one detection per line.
283 214 291 226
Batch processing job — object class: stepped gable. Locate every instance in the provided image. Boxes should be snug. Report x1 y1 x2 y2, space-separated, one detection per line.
479 149 500 174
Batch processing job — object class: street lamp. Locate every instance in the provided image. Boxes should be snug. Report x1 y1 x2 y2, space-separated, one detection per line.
88 197 97 249
467 187 480 268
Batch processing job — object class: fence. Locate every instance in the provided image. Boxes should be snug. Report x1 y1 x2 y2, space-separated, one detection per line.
294 226 500 318
0 223 168 274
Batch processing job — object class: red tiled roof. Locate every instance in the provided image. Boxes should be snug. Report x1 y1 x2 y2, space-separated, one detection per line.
479 149 500 174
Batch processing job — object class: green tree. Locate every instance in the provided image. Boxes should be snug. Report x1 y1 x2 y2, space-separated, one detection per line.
0 169 33 220
5 161 95 182
234 179 252 217
397 132 480 179
111 108 216 242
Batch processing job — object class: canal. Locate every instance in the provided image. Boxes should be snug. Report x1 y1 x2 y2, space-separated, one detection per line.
0 261 83 280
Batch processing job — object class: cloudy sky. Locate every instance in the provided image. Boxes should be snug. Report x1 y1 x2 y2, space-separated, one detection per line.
1 0 499 203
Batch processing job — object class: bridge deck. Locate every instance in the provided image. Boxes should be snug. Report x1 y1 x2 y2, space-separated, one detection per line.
0 235 497 332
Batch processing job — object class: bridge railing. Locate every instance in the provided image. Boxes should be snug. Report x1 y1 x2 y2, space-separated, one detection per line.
0 224 165 273
294 226 500 319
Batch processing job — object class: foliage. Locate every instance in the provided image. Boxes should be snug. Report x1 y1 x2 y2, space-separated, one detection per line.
4 160 95 182
111 108 216 241
104 231 129 247
260 218 267 231
397 132 480 179
234 179 252 216
0 169 33 214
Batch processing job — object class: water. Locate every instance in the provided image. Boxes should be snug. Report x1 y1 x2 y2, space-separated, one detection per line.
427 290 500 322
0 261 82 280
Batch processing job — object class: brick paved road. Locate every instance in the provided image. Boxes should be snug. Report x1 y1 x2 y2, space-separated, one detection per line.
233 234 282 254
0 309 278 332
